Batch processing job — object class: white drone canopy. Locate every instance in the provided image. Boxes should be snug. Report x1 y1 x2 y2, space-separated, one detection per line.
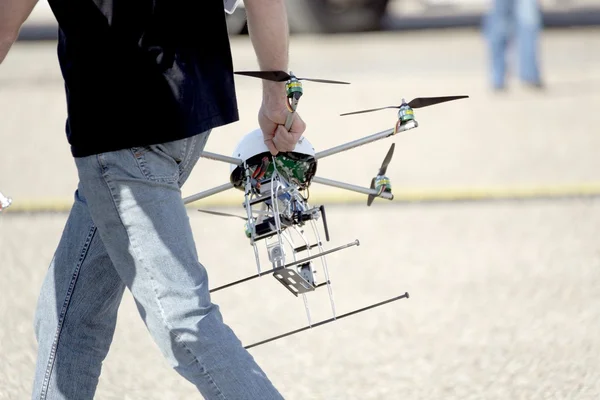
229 128 318 190
230 128 316 171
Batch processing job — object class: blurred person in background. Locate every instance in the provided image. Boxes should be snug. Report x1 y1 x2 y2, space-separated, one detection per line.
0 0 304 399
483 0 545 91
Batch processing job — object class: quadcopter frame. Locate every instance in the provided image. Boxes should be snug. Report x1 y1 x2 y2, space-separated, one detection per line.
182 71 467 349
184 119 414 205
184 104 417 349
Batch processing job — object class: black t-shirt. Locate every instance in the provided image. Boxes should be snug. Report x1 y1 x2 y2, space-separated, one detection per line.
47 0 239 157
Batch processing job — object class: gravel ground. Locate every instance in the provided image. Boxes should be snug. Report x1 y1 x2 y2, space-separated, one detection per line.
1 27 600 399
2 200 600 399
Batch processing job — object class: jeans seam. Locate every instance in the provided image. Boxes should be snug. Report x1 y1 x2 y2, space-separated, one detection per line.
179 137 189 164
180 135 198 175
130 148 179 183
38 225 96 400
100 162 226 399
170 331 228 400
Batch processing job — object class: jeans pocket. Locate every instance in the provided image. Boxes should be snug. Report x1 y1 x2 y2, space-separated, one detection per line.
130 140 187 183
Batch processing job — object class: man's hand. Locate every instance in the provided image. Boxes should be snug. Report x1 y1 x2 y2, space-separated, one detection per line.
258 93 306 155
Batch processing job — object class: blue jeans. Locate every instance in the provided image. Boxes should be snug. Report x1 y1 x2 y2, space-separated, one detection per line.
483 0 543 88
32 132 283 399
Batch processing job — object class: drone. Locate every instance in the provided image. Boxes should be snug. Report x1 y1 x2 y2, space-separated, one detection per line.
181 70 468 349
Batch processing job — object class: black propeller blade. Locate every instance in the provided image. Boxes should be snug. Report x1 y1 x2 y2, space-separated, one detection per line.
340 95 469 116
367 178 377 207
408 95 469 109
234 70 350 85
340 105 399 116
378 143 395 176
367 143 395 207
198 209 248 220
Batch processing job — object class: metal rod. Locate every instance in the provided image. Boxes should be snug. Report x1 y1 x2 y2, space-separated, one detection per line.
315 280 331 289
285 111 295 131
210 270 272 293
310 219 337 320
244 291 410 349
209 239 359 293
201 151 242 166
240 164 263 275
319 205 331 242
285 96 299 130
294 242 321 253
312 177 394 200
183 183 235 204
314 120 417 160
283 239 359 268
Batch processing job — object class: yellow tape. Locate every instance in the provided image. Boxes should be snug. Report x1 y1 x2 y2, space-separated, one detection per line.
3 183 600 213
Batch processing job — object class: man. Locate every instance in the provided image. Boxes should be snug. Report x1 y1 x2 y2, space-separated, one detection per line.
483 0 544 91
1 0 305 398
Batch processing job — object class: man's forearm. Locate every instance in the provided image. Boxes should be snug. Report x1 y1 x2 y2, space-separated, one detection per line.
243 0 289 100
0 38 16 64
0 0 38 63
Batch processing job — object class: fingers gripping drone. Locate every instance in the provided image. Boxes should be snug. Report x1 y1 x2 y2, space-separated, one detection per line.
182 70 468 349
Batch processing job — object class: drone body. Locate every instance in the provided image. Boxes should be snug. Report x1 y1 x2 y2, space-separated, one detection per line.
181 70 468 349
228 128 318 192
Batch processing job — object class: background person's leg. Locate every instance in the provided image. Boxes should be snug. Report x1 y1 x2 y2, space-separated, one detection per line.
516 0 543 86
483 0 513 90
32 186 126 400
74 132 283 400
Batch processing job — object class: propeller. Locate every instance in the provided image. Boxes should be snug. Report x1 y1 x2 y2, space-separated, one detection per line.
377 142 395 177
367 178 377 207
198 209 248 220
367 143 395 207
340 95 469 116
234 70 350 85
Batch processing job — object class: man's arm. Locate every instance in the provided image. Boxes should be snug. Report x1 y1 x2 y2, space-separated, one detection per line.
243 0 289 102
243 0 306 155
0 0 38 64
